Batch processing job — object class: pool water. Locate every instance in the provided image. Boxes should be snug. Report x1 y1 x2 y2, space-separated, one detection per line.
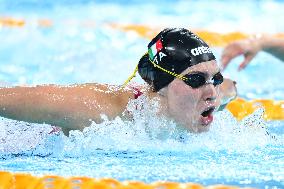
0 0 283 188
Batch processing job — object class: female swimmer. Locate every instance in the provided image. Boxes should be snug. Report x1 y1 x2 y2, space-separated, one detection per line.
0 28 237 135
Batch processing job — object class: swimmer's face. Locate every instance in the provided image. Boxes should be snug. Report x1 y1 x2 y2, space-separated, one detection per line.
164 60 221 133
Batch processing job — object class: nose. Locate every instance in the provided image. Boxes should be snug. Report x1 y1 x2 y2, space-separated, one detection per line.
202 84 217 102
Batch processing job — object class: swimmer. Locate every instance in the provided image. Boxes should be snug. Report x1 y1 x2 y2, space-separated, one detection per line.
0 28 237 135
221 34 284 70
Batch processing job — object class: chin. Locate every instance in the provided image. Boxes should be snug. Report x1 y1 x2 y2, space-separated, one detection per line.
196 124 211 133
186 123 211 133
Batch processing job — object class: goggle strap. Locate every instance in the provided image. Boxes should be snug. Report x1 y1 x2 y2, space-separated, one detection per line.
121 64 139 89
121 52 190 89
148 53 188 81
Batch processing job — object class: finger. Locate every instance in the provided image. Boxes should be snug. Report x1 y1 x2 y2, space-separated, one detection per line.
221 52 240 70
220 56 231 70
221 44 244 70
221 49 237 68
238 55 254 71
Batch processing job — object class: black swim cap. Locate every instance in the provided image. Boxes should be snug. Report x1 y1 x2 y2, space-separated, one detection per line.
138 28 216 92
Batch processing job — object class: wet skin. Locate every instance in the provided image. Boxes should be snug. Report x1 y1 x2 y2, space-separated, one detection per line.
0 60 236 135
156 60 225 133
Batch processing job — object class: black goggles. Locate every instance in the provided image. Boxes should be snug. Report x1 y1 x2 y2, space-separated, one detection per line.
182 72 224 89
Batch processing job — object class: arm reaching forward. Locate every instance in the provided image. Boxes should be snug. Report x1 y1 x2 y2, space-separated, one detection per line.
0 84 133 133
221 35 284 71
0 81 237 134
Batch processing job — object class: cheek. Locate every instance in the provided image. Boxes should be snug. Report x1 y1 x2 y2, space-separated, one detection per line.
214 85 222 105
168 81 202 110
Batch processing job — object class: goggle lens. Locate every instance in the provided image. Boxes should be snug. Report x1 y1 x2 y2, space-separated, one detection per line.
212 72 224 86
183 72 223 88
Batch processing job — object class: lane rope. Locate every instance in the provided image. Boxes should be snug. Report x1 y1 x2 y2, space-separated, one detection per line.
0 171 254 189
1 17 284 46
227 98 284 121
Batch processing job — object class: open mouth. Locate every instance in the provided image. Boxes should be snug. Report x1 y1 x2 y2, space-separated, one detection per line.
201 107 215 117
200 106 215 126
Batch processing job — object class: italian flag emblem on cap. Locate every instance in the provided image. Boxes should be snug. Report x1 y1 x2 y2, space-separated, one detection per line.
148 39 163 60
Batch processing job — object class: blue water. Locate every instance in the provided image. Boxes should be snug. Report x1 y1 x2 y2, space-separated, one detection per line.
0 0 283 188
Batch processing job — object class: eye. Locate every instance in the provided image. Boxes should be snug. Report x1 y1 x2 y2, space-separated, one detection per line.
184 74 206 88
212 72 223 86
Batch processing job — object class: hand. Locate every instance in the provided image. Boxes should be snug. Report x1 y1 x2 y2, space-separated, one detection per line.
221 38 262 71
218 78 237 111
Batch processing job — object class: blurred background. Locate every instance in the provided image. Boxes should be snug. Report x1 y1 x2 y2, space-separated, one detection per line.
0 2 284 188
0 0 284 99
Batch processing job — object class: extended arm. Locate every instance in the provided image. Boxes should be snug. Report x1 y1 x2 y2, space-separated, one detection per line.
261 36 284 61
0 84 133 133
221 35 284 70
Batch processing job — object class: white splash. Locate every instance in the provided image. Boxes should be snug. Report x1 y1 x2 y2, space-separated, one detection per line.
0 97 279 157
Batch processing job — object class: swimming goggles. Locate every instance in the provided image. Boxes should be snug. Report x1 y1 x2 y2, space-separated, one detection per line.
182 72 223 88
